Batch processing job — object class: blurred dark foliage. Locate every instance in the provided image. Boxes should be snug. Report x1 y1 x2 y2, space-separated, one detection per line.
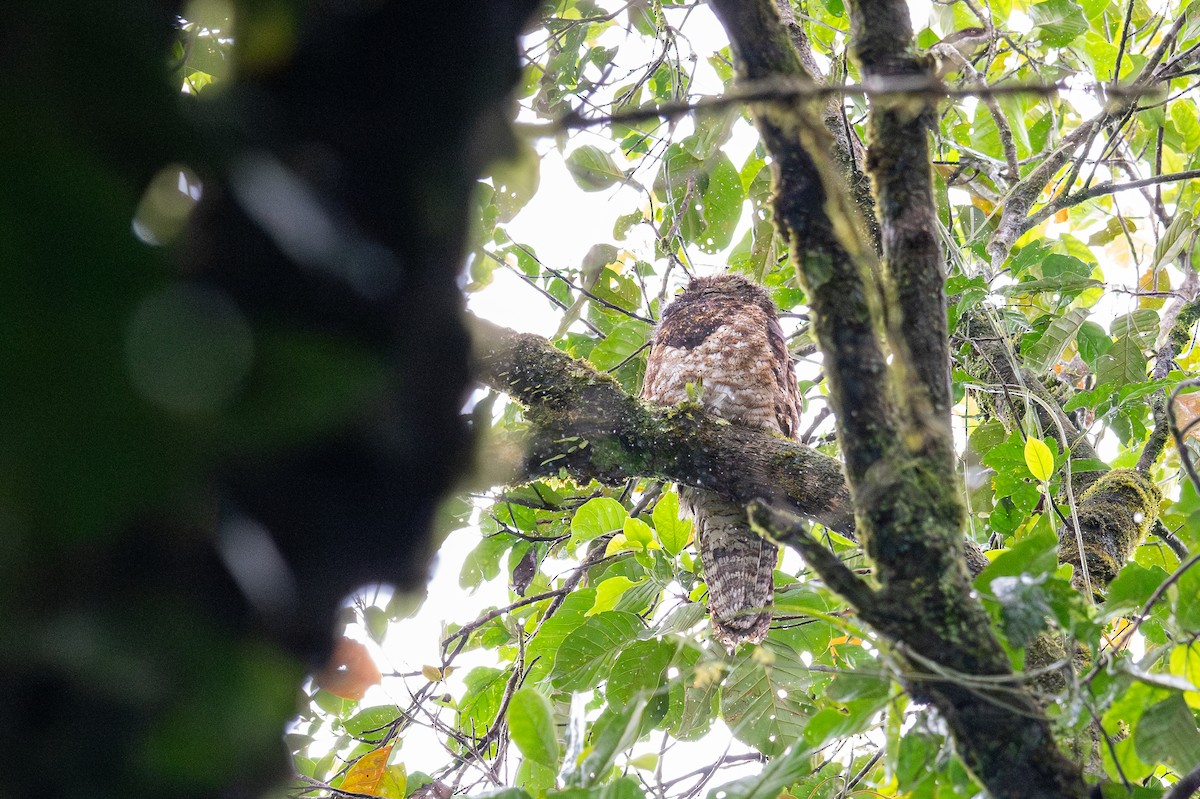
0 0 539 796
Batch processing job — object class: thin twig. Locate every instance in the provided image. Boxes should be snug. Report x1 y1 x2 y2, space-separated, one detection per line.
516 76 1157 139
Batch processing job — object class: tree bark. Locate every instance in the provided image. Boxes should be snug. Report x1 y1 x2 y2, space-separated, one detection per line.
705 1 1088 795
471 317 855 535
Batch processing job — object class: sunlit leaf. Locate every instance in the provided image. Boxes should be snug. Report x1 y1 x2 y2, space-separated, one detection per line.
571 498 629 544
1134 693 1200 771
1029 0 1088 47
1022 307 1088 372
1023 436 1055 481
340 742 394 795
650 493 691 558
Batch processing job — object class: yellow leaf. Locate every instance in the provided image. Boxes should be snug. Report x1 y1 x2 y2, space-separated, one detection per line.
604 533 631 556
341 743 395 795
1024 436 1054 481
628 753 659 771
587 576 640 616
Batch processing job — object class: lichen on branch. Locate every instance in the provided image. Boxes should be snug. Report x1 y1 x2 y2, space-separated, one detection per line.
470 315 855 535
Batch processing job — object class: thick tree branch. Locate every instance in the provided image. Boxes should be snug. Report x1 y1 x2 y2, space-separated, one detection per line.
708 2 1088 796
750 503 882 618
849 0 955 447
707 0 897 489
470 316 855 534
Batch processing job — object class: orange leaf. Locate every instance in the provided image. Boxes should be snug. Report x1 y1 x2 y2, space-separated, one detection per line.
1174 393 1200 440
341 742 395 795
315 637 382 700
1054 207 1069 224
1138 266 1170 310
970 195 994 215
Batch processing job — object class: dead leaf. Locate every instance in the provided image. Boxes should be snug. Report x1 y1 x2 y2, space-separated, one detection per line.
315 637 382 700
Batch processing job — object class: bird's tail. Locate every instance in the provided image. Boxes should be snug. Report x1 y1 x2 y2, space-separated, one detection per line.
683 488 776 652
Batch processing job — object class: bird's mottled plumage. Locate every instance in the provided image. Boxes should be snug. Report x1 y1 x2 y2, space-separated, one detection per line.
641 274 802 650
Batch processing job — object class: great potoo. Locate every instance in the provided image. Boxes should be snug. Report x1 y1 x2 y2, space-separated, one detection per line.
641 274 802 650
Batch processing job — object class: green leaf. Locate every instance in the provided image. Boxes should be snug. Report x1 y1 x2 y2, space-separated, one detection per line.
515 759 557 795
343 705 401 737
456 667 509 752
1104 563 1169 617
461 533 516 589
588 320 651 372
1151 210 1194 272
1024 436 1055 481
508 687 560 768
1135 693 1200 771
1076 320 1113 367
652 491 693 555
488 138 541 222
982 430 1043 510
653 602 707 636
567 145 626 191
477 789 534 799
976 528 1059 587
551 611 643 691
695 153 744 253
1110 309 1159 350
707 743 815 799
681 111 736 161
571 498 629 544
1176 556 1200 631
1022 307 1088 372
1096 333 1147 389
607 638 676 707
527 589 597 682
589 576 641 615
574 702 645 787
1029 0 1088 47
721 642 814 755
601 777 646 799
663 645 719 740
623 516 656 550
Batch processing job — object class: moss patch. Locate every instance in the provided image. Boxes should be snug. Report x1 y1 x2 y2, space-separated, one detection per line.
1059 468 1161 591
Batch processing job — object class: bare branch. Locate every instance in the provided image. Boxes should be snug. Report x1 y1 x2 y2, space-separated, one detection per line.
1023 170 1200 234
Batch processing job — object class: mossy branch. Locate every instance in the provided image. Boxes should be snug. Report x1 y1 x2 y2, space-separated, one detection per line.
848 0 955 446
1060 469 1162 593
708 0 899 487
470 316 855 534
707 2 1088 796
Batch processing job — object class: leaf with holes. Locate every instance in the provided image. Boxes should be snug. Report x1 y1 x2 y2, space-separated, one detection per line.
721 642 814 756
550 611 643 691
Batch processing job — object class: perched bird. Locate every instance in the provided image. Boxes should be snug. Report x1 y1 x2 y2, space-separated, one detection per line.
641 274 803 650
